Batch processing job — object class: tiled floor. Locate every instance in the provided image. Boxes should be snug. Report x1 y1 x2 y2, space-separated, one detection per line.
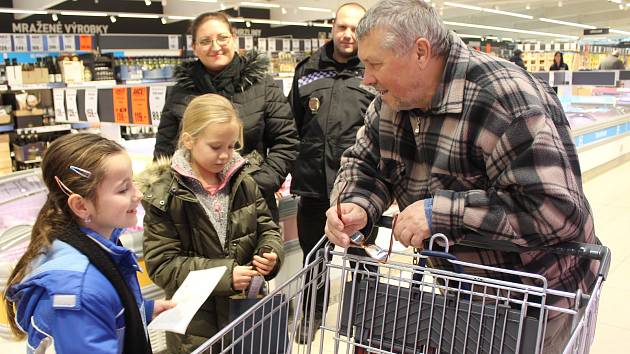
1 160 629 353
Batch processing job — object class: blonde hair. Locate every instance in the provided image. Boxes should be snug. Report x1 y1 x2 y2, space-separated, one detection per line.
178 93 243 149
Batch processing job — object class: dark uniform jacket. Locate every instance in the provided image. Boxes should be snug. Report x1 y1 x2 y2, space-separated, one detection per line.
154 51 299 218
289 41 375 199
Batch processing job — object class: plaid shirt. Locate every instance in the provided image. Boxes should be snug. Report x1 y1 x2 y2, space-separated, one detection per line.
334 33 598 310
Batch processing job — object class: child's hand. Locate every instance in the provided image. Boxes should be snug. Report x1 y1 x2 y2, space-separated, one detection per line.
233 266 258 291
152 300 177 319
253 251 278 276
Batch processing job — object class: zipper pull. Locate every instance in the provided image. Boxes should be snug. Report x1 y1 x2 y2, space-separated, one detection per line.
414 116 421 135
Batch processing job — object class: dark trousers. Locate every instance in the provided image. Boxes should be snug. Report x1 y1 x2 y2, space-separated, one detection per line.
297 196 377 316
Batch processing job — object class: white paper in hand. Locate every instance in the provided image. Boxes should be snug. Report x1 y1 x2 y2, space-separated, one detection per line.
148 266 227 334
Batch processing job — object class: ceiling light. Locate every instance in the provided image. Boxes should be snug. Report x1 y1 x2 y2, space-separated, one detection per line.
457 33 483 39
298 6 333 13
145 0 152 6
0 8 47 15
51 13 58 21
168 15 195 20
610 29 630 36
525 4 531 10
444 21 579 39
539 18 597 29
281 8 287 15
609 0 622 3
118 13 160 19
59 10 107 17
240 1 280 8
558 1 563 7
620 4 625 9
245 20 251 28
312 22 333 28
110 15 117 23
161 17 167 24
443 2 533 20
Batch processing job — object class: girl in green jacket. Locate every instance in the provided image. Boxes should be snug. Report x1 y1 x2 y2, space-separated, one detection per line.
140 94 285 353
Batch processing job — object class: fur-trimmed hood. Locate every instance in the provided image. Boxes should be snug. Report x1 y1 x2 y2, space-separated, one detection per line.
174 50 269 94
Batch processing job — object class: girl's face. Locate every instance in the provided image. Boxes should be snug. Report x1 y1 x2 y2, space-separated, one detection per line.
193 19 236 72
555 53 561 63
186 121 240 180
85 152 143 238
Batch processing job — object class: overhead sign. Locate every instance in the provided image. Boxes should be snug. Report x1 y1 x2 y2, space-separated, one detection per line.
583 28 610 36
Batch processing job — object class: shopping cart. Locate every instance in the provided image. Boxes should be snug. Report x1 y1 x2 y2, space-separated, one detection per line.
192 216 610 354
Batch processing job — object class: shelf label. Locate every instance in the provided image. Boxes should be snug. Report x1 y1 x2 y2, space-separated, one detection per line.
304 39 311 52
318 39 327 48
282 39 290 52
268 38 276 52
13 34 28 52
84 88 100 123
62 35 76 51
186 35 193 51
244 36 253 51
79 35 92 51
131 86 150 125
149 85 167 126
65 88 79 122
46 35 60 51
292 39 300 51
112 87 130 123
53 88 67 121
29 35 44 51
311 39 319 50
0 34 11 51
168 35 179 50
257 38 266 52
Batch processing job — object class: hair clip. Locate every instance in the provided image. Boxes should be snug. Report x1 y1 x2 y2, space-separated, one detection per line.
69 165 92 179
54 176 74 197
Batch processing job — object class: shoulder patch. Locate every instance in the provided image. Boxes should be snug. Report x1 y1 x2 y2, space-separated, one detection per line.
52 294 77 309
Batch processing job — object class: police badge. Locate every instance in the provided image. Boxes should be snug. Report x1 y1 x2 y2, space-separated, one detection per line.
308 97 320 113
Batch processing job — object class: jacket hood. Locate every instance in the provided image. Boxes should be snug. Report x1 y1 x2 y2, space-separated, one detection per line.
174 50 269 93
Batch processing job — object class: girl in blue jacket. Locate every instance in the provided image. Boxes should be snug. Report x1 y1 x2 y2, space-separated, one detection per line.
3 133 175 354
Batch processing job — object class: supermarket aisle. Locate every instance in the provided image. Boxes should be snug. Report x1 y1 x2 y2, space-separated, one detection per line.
585 160 630 354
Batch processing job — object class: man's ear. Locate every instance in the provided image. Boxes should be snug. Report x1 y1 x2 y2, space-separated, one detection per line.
181 132 194 150
67 194 91 221
415 37 432 69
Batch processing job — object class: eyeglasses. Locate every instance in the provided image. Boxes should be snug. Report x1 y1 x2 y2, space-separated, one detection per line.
197 34 232 48
336 181 397 263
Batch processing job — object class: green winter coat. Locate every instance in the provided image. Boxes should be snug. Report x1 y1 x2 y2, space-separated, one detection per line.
137 157 284 352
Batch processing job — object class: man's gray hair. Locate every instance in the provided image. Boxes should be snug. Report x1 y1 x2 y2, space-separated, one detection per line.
356 0 450 57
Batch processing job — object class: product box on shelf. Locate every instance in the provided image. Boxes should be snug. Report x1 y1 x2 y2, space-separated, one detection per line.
60 61 84 83
0 134 11 175
13 141 45 162
0 105 11 125
14 110 44 128
21 68 49 85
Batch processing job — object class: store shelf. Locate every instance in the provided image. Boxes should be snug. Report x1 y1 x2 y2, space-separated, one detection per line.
8 82 66 91
22 124 72 134
0 124 14 133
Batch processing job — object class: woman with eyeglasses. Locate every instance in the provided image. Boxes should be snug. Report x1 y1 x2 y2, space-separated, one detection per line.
154 12 298 221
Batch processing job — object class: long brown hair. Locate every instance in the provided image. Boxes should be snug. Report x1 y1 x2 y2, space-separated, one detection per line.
189 11 235 44
3 133 125 338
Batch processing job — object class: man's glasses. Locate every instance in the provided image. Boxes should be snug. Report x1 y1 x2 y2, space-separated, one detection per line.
197 34 231 48
336 181 397 263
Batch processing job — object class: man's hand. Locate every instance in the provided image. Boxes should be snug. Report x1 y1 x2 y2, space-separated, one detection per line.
232 266 258 291
394 200 431 248
325 202 368 247
253 252 277 276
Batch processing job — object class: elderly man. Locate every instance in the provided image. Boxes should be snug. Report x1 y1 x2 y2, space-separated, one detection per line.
324 1 599 352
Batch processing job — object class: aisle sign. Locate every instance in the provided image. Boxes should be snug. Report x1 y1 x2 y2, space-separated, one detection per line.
131 86 150 125
52 88 66 121
292 39 300 51
282 39 290 51
268 38 276 52
244 36 253 51
304 39 311 52
112 87 130 123
149 85 167 126
0 34 11 51
79 35 92 51
65 89 79 122
47 35 60 51
311 39 319 49
62 35 76 51
29 35 43 51
168 35 179 50
84 88 100 123
257 38 266 52
13 34 28 52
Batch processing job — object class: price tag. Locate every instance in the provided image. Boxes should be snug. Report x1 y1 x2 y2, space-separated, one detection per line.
304 39 311 52
311 39 319 49
168 35 179 50
0 34 11 51
53 88 66 121
79 35 92 51
29 35 43 51
186 35 193 51
84 88 100 123
149 85 167 126
292 39 300 51
13 34 28 52
65 89 79 122
63 35 76 51
131 86 150 125
268 38 276 52
282 39 290 51
257 38 266 52
112 87 130 123
244 36 253 50
46 35 60 51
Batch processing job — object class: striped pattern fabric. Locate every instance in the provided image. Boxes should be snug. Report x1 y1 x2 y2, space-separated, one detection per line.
297 70 337 88
334 33 598 312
